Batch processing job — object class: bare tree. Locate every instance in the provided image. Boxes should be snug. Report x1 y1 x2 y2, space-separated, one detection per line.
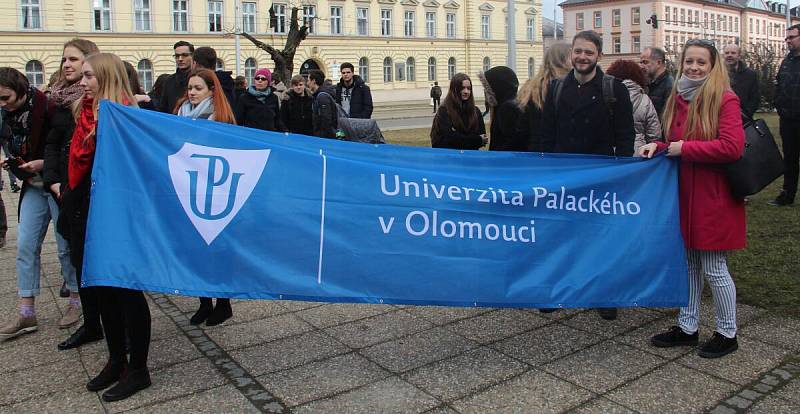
240 7 308 84
742 42 779 111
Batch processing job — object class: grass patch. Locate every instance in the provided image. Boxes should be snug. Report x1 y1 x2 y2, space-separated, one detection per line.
384 128 431 147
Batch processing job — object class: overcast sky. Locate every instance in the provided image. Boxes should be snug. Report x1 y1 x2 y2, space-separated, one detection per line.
542 0 798 23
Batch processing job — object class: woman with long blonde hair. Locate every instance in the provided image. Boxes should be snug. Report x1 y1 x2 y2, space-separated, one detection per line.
68 53 154 401
515 43 571 151
640 39 745 359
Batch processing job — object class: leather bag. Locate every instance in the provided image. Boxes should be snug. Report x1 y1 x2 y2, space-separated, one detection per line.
725 116 784 198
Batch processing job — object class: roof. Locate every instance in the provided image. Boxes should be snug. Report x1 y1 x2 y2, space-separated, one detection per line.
542 16 564 38
559 0 770 10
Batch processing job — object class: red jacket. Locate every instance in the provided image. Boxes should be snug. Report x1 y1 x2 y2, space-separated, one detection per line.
657 91 746 251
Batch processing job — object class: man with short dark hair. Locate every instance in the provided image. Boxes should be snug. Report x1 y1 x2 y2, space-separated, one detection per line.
307 69 338 138
540 31 635 321
640 47 673 117
430 82 442 113
159 41 194 113
334 62 373 119
191 46 236 109
770 24 800 206
724 44 759 119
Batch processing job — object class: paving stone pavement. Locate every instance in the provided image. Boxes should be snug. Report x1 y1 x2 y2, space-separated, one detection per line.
0 188 799 413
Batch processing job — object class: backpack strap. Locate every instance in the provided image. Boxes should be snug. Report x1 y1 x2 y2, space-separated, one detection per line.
601 74 616 120
552 77 565 119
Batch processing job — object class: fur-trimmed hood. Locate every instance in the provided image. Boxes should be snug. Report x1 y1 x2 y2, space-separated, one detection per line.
478 66 519 108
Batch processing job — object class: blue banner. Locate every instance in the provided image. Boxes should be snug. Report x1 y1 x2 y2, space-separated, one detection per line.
83 102 688 308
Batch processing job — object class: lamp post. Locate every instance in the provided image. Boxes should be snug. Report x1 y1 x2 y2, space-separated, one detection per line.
507 0 516 70
235 1 242 77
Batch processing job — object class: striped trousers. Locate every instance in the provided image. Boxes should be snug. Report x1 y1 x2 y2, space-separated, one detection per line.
677 249 737 338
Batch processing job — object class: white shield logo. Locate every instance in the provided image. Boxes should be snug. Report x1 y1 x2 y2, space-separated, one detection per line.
168 143 271 245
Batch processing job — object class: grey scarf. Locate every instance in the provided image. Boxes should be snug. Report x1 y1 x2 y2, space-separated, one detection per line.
676 75 708 102
247 85 272 103
177 97 214 120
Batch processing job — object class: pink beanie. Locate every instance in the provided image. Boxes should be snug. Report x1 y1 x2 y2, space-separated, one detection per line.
254 68 272 83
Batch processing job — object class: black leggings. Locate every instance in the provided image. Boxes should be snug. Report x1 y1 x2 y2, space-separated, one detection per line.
98 286 151 369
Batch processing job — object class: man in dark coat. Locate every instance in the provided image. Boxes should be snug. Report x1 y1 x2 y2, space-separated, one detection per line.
770 24 800 206
724 44 759 119
540 31 635 321
334 62 373 119
191 46 236 109
307 70 338 139
159 41 194 113
640 47 673 117
430 82 442 113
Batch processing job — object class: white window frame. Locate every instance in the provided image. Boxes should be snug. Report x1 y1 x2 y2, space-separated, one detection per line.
273 3 286 33
404 10 415 37
593 11 601 28
208 0 223 33
613 37 621 54
93 0 112 31
381 9 392 36
330 6 342 35
526 17 534 41
242 2 257 33
134 0 152 31
406 57 415 81
427 57 436 81
425 12 436 38
528 57 534 79
632 35 641 53
383 57 393 82
576 13 583 30
482 56 490 72
244 58 257 85
172 0 188 32
612 9 620 27
21 0 42 29
632 7 640 25
357 8 369 36
137 59 154 92
447 57 456 80
481 15 490 40
396 62 405 81
358 57 369 82
446 13 455 38
303 5 316 34
25 60 45 89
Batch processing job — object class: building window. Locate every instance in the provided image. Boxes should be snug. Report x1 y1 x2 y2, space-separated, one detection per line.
528 57 535 79
273 4 286 33
137 59 154 92
694 10 699 27
612 9 620 27
481 15 490 39
359 57 369 82
665 6 670 24
25 60 44 89
303 6 315 34
482 56 491 72
526 18 534 41
427 57 436 81
426 12 436 38
245 58 257 85
576 13 584 30
215 59 225 70
134 0 151 31
172 0 188 31
680 8 685 26
631 7 640 25
93 0 112 31
735 17 739 32
381 9 392 36
672 8 677 25
404 11 415 37
21 0 42 29
330 6 342 35
447 57 456 79
446 13 456 38
406 57 415 81
357 8 368 36
613 37 621 54
396 62 405 81
631 35 641 53
208 1 223 32
383 57 393 82
242 2 256 32
593 11 601 28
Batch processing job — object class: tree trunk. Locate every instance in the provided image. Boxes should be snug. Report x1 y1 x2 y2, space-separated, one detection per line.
241 7 308 85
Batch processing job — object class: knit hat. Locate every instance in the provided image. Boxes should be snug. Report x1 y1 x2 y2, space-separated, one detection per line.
254 68 272 84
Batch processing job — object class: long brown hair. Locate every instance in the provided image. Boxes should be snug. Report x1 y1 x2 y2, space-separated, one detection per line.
442 73 478 132
72 53 138 142
517 43 571 110
662 41 730 141
174 68 236 125
59 38 100 85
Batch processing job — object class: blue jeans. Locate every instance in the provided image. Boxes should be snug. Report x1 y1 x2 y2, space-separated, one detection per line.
16 185 77 297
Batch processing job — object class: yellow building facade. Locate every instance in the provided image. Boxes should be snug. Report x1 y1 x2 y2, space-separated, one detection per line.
1 0 544 99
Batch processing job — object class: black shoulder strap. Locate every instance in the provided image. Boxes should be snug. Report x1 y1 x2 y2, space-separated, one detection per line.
552 78 565 118
601 74 616 119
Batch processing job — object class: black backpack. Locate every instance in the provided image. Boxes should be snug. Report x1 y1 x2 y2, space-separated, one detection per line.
552 74 617 119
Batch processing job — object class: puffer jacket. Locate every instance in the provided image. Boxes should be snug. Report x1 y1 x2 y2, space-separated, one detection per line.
622 79 662 153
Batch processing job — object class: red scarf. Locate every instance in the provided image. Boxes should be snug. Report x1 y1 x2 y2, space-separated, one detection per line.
68 97 97 190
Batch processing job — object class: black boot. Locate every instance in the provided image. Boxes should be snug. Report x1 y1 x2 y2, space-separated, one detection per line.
59 281 70 298
596 308 618 320
58 324 104 350
190 297 213 325
87 359 127 391
205 299 232 326
102 367 151 402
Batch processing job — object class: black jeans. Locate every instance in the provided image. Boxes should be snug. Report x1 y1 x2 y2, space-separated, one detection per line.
98 286 151 369
0 192 7 238
779 117 800 199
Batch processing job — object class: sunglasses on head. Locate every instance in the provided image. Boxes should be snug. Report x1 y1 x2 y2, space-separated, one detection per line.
685 38 715 47
254 76 269 81
173 52 192 59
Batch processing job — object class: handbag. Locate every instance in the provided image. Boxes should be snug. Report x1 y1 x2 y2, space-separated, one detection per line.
724 114 784 198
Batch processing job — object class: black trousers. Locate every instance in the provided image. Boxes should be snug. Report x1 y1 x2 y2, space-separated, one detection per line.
433 98 440 112
779 117 800 199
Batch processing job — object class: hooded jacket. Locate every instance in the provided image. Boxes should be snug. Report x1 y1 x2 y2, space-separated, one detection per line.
728 61 759 119
622 79 662 152
281 88 314 136
479 66 522 151
334 75 373 119
313 84 339 138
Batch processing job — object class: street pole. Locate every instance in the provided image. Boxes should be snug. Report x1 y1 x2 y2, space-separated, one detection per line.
235 1 242 77
507 0 516 70
554 8 558 40
788 0 792 29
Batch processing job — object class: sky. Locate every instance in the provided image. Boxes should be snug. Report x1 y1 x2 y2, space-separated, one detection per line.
542 0 799 23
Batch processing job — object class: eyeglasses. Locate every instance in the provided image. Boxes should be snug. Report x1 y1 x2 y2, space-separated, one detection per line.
786 35 800 41
173 52 192 59
254 76 269 81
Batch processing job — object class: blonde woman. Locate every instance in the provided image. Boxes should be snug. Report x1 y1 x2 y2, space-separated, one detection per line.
515 43 572 152
640 39 745 358
68 53 153 400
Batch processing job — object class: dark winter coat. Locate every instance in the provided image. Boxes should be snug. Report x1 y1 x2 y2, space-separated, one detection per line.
728 62 759 118
430 105 486 150
647 70 674 117
514 102 544 152
159 68 190 113
235 90 284 132
313 85 339 139
281 89 314 136
43 105 74 192
479 66 522 151
334 75 373 119
540 68 635 157
215 70 237 109
775 53 800 120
